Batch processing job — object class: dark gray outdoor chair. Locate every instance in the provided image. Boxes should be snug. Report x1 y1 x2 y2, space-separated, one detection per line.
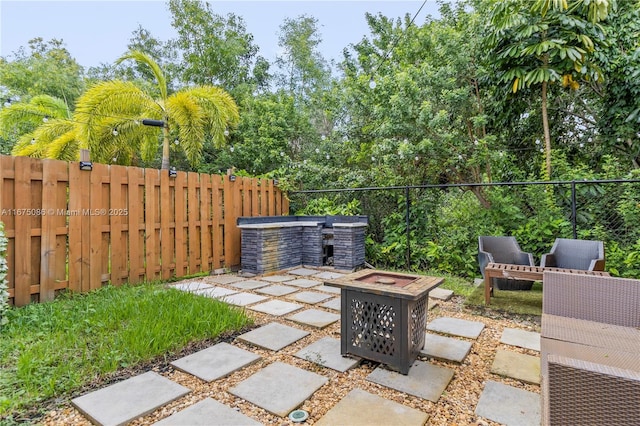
478 236 536 290
540 238 605 271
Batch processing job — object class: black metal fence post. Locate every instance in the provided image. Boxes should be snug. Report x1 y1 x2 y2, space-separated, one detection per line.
405 186 411 270
571 181 577 239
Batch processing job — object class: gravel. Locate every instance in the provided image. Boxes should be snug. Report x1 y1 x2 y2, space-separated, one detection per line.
36 292 541 426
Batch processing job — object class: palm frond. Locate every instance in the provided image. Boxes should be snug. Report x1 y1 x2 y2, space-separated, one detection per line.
116 50 168 100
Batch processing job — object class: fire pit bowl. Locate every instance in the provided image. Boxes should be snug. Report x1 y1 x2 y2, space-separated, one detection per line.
325 269 443 374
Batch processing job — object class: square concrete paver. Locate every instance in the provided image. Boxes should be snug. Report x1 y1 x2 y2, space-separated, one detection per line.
491 349 540 385
248 300 303 316
287 291 333 304
427 317 485 339
192 286 238 299
475 380 541 426
229 361 328 417
71 371 190 426
255 285 298 296
229 280 270 290
420 332 472 363
295 337 360 372
170 281 213 292
313 271 346 280
170 342 261 382
320 298 341 312
316 388 428 426
366 360 454 402
289 267 319 276
429 287 454 301
221 292 268 306
287 309 340 329
237 322 310 351
287 278 322 288
500 328 541 352
313 284 342 294
154 398 262 425
206 275 244 285
261 275 294 283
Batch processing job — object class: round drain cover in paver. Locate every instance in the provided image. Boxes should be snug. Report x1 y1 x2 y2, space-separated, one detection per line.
289 409 309 423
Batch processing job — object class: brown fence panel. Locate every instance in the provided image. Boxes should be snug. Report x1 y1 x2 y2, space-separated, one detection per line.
0 155 287 306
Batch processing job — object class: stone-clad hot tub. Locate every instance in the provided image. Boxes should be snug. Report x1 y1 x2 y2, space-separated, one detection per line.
237 215 368 275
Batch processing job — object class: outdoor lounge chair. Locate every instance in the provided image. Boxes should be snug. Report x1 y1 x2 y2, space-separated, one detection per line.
478 236 535 290
540 238 605 271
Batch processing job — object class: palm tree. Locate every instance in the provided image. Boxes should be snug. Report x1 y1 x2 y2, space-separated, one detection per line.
2 95 78 160
75 50 240 169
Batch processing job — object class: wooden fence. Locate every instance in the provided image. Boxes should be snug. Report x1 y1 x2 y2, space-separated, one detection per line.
0 155 289 306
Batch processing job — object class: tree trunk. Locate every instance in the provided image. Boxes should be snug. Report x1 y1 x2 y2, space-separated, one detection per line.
541 80 552 179
161 124 170 170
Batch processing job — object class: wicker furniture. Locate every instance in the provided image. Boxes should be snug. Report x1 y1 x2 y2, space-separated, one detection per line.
540 238 605 271
483 263 609 305
478 236 535 291
541 271 640 425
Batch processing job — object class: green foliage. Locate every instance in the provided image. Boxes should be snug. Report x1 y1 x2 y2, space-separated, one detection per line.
0 282 252 417
295 197 361 216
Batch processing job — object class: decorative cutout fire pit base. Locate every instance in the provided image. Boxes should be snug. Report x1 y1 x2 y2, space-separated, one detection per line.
325 269 443 374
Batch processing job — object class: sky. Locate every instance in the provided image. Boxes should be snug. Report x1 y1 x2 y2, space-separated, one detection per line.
0 0 441 70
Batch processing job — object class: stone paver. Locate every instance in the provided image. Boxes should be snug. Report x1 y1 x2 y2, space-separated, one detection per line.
229 279 270 290
286 291 333 304
500 328 541 352
206 275 245 285
220 292 268 306
170 342 260 382
320 298 341 311
192 286 238 299
312 284 341 294
475 380 541 426
286 278 322 288
248 300 303 316
255 285 298 296
313 271 345 280
153 398 263 425
170 281 213 292
71 371 190 426
366 360 454 402
261 275 294 283
427 317 485 339
288 267 319 276
429 287 454 301
316 388 428 426
491 349 541 385
229 362 328 417
287 309 340 329
295 337 360 372
421 332 472 363
237 322 310 351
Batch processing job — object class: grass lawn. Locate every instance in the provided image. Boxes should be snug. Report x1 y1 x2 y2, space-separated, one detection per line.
464 280 543 316
0 281 253 422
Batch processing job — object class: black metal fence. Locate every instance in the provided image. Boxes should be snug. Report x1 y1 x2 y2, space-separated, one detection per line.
289 179 640 279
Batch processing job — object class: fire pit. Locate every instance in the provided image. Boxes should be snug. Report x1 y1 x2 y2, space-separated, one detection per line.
325 269 443 374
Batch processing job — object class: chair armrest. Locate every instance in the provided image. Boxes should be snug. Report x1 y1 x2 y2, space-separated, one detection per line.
478 251 494 278
540 253 556 268
589 257 606 271
514 251 535 266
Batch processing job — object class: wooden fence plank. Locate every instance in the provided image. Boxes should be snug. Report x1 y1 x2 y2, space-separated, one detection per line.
199 173 212 272
174 171 187 277
89 163 107 291
0 156 16 303
259 179 269 216
127 167 144 283
251 178 259 216
109 165 127 285
13 157 35 306
145 169 161 281
187 172 199 274
160 171 173 280
211 175 222 269
267 179 275 216
68 163 84 293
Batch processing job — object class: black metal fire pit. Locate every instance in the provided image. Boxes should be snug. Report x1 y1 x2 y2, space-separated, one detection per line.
325 269 443 374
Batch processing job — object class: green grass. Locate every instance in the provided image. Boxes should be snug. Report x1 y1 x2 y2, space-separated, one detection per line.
0 282 253 420
464 281 543 316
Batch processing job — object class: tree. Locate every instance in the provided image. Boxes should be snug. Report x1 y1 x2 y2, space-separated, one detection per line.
168 0 262 95
484 0 613 178
75 50 239 169
0 38 85 105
